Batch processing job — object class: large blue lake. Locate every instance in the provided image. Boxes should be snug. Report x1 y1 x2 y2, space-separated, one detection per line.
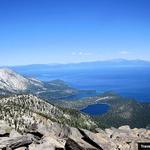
81 104 110 116
15 66 150 102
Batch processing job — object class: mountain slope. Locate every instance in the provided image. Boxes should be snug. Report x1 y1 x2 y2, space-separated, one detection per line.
0 94 96 130
0 68 78 99
11 59 150 74
0 68 45 94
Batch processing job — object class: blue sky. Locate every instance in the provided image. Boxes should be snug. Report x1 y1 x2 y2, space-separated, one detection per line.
0 0 150 65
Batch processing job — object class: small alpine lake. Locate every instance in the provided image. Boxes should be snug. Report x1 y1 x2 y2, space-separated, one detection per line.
80 103 110 116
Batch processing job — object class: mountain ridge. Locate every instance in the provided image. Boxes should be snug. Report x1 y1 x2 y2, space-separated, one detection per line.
0 68 78 99
0 68 45 94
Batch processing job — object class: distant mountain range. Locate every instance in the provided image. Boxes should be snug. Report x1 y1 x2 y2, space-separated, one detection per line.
11 59 150 68
2 59 148 76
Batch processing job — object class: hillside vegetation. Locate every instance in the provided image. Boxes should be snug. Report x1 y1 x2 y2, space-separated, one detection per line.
0 95 97 132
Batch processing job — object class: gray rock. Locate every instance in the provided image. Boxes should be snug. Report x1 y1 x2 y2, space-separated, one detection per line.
9 129 22 138
79 129 110 150
65 138 85 150
118 125 131 131
95 128 106 135
68 127 96 149
0 120 11 137
49 122 70 138
0 135 32 149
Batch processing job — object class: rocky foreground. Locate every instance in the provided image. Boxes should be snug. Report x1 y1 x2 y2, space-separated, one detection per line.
0 120 150 150
0 95 149 150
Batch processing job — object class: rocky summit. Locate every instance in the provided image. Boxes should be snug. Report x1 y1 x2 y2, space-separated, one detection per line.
0 94 149 150
0 120 150 150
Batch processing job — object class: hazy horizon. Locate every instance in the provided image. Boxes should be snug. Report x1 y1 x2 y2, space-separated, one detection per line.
0 58 149 67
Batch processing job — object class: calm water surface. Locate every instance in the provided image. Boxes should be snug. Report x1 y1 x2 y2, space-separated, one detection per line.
15 66 150 102
80 104 110 116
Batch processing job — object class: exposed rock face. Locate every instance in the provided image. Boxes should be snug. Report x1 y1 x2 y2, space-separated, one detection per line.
0 120 11 137
0 68 44 93
65 138 86 150
0 121 149 150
